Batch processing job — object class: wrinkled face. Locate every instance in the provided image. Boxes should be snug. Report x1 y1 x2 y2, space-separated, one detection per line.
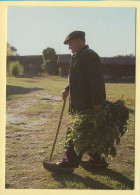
67 39 80 54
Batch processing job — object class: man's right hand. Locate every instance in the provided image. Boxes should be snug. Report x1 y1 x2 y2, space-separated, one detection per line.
62 89 69 101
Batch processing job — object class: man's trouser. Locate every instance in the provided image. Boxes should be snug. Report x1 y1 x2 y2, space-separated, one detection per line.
61 127 102 168
61 127 82 167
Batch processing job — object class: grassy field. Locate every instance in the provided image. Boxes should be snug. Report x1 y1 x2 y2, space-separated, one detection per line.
6 76 135 189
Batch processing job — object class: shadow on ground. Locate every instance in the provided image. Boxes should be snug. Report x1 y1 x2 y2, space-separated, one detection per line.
6 85 43 97
51 172 113 189
80 165 134 189
50 166 134 189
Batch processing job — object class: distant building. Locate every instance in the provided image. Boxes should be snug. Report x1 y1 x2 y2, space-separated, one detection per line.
7 55 135 81
7 55 43 76
57 54 71 77
57 55 135 81
101 57 135 81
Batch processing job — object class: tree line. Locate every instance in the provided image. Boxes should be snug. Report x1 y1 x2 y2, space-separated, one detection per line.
7 43 59 76
7 42 135 77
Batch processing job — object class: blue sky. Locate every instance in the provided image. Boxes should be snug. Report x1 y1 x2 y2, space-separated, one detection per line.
7 6 136 57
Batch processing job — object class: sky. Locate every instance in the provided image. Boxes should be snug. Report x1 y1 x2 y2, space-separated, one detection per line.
7 6 136 57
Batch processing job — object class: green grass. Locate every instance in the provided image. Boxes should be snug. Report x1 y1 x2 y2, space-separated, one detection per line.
6 76 135 189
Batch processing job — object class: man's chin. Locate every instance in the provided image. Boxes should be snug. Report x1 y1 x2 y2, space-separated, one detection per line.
71 51 75 54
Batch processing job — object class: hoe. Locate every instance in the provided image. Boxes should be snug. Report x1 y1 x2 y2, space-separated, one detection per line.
43 99 73 172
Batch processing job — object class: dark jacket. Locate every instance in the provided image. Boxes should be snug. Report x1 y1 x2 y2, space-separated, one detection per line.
65 45 106 114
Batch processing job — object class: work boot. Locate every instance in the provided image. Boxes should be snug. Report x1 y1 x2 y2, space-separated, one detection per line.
88 156 109 168
43 161 75 173
81 155 109 169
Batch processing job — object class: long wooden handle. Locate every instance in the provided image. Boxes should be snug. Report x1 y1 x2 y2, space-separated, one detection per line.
49 99 66 161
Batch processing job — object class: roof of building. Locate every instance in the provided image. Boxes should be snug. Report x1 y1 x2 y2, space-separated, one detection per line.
101 57 135 65
57 55 135 65
7 55 135 66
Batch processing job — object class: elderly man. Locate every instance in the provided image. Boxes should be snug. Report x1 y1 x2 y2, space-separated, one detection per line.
43 31 107 173
60 31 107 172
62 31 105 113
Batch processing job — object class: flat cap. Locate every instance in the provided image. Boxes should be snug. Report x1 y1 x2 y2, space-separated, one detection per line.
64 31 85 44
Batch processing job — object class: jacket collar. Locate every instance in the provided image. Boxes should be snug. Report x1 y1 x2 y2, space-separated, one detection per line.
72 45 89 58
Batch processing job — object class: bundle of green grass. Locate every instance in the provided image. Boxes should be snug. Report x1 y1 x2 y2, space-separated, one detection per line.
66 100 133 158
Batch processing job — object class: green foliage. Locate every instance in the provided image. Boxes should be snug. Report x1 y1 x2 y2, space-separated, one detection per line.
66 100 131 158
7 43 19 56
41 47 59 75
9 61 24 77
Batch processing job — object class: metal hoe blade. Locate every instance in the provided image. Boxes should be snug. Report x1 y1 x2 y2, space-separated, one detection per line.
49 99 66 161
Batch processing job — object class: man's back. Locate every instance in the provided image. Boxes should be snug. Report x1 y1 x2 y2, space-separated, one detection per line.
69 45 106 114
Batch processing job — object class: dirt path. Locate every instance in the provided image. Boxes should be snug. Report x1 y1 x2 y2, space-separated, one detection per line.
6 90 70 188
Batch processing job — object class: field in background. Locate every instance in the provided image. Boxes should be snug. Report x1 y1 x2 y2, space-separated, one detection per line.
6 76 135 189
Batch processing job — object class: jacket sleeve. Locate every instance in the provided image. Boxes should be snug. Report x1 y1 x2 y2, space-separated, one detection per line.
84 52 106 106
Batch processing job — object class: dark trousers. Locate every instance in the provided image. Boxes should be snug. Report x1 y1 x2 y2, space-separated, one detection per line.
61 127 102 167
61 127 82 168
62 140 83 168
